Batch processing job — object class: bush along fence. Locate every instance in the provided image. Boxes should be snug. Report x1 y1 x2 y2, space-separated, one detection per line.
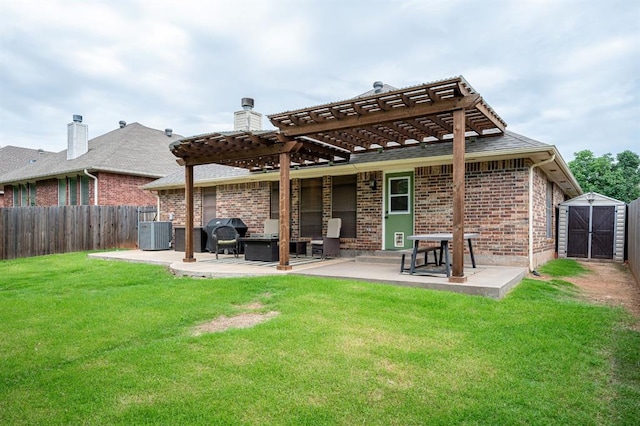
0 205 147 260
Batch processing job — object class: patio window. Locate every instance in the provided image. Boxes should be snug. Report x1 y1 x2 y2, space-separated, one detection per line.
332 174 356 238
270 181 292 220
300 178 322 237
202 186 216 225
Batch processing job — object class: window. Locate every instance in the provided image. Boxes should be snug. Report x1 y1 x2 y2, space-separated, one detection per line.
270 181 292 220
80 176 90 205
13 183 36 206
202 187 216 225
389 177 410 213
69 177 78 205
58 179 67 205
300 178 322 237
270 182 279 220
546 180 553 238
332 175 356 238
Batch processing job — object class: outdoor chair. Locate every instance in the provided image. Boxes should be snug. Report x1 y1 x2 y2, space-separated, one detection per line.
211 225 239 259
311 218 341 258
264 219 279 236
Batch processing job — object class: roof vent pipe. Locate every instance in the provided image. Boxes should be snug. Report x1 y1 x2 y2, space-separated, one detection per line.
241 97 254 110
373 81 384 93
73 114 83 123
165 128 173 137
119 120 126 128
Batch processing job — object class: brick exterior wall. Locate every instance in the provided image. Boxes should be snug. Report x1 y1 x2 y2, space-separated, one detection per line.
156 158 565 266
3 172 158 207
414 160 530 265
36 178 59 205
97 172 157 206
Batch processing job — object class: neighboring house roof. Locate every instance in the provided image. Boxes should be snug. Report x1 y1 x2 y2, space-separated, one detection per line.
0 146 55 176
0 123 183 185
144 130 581 197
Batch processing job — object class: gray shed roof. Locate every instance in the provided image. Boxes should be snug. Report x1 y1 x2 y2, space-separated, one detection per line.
0 123 183 184
0 146 55 176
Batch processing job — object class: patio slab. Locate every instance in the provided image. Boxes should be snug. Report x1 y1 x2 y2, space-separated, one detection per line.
89 250 527 299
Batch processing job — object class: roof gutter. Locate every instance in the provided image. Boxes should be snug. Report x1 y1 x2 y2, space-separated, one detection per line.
528 153 555 272
84 169 98 205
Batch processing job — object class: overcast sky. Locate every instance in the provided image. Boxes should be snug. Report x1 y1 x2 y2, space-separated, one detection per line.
1 0 638 161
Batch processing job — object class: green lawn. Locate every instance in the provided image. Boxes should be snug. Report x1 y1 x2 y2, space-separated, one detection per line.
1 253 638 425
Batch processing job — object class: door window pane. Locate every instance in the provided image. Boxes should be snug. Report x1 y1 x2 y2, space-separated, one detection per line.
389 177 410 214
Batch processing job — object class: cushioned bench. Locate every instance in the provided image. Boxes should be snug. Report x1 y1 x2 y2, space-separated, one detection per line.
400 246 441 273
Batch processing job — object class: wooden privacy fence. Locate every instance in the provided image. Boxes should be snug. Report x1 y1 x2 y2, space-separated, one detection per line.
0 205 148 260
628 198 640 286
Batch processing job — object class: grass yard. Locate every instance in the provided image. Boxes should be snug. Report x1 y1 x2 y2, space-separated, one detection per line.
1 253 638 425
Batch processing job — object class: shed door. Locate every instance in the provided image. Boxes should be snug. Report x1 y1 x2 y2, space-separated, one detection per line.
591 206 614 259
567 206 589 258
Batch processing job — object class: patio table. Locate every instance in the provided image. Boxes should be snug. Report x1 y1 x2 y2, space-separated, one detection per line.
406 233 478 277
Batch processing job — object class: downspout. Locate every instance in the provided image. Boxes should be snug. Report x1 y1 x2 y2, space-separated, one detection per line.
84 169 98 205
528 153 555 272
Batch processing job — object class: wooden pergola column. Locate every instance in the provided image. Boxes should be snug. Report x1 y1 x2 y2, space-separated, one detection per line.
277 151 292 270
183 164 196 263
450 108 466 282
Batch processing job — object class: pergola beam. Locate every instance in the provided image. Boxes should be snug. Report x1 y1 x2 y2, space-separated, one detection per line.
279 94 481 137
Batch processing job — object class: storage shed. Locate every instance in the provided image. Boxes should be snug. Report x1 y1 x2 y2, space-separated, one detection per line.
558 192 626 262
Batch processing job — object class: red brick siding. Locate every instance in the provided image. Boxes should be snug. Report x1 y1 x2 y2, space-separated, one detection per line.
97 172 157 206
414 161 530 261
355 171 383 251
4 173 157 207
2 186 13 207
37 178 59 205
157 159 562 265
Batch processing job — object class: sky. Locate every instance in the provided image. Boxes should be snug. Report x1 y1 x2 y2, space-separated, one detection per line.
1 0 638 161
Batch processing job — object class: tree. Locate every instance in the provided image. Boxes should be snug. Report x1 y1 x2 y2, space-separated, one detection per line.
568 150 640 203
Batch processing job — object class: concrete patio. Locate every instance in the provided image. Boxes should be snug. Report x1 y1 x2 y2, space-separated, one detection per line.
89 250 528 299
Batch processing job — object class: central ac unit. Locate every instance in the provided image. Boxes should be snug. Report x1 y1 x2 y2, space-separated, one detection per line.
138 221 172 250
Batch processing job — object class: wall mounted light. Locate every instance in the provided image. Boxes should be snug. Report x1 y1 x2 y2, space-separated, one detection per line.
369 178 377 190
586 192 596 204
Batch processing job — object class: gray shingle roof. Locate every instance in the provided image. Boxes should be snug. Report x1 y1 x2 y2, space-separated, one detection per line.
0 146 55 176
349 130 548 164
0 123 183 184
144 130 551 189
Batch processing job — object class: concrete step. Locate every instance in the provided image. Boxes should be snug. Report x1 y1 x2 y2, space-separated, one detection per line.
355 250 407 264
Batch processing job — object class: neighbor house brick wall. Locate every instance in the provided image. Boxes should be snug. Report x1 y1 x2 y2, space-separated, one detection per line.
97 172 157 206
37 178 59 205
2 186 12 207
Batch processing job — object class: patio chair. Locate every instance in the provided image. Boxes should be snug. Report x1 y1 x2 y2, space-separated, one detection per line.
211 225 239 259
264 219 279 236
311 218 341 258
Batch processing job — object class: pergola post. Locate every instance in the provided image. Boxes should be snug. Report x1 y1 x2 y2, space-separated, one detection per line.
450 108 466 282
183 164 196 263
277 152 292 270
